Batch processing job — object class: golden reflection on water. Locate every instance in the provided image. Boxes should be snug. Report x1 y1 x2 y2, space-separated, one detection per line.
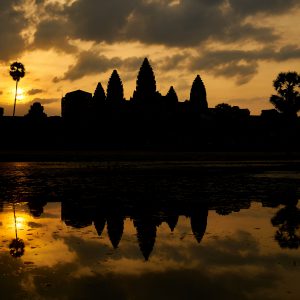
0 202 295 266
0 201 300 299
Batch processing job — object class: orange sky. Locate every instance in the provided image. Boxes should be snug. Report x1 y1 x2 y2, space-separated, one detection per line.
0 0 299 116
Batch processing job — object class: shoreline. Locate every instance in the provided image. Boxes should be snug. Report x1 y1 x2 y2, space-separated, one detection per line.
1 150 300 162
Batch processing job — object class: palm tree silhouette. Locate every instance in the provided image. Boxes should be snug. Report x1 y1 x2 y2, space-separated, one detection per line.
9 62 25 117
9 203 25 258
270 72 300 118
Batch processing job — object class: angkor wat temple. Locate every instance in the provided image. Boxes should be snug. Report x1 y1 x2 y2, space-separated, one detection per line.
0 58 299 151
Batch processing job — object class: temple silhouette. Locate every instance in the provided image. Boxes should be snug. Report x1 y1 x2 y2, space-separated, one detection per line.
1 57 299 151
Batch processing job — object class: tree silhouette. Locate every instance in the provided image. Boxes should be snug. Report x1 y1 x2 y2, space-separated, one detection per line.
215 103 232 113
271 196 300 249
9 62 25 117
190 75 208 112
106 70 124 105
133 58 157 104
25 102 47 119
270 72 300 118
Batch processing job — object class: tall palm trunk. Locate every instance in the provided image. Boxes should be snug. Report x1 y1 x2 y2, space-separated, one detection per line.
13 80 19 117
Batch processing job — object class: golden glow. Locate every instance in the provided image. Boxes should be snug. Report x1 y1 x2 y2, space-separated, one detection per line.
0 199 299 300
11 87 25 101
16 216 25 229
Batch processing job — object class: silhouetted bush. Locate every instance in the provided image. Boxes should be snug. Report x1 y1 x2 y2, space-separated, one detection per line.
25 102 47 120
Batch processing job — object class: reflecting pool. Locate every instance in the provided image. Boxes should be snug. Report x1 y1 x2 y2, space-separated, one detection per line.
0 161 300 299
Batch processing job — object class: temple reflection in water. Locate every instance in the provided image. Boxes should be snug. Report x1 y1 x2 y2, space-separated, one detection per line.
1 162 300 299
1 190 299 260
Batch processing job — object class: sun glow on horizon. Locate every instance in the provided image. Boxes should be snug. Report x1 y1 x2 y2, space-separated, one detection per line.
11 87 25 101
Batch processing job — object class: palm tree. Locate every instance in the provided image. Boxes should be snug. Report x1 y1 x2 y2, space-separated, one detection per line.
270 72 300 118
9 62 25 117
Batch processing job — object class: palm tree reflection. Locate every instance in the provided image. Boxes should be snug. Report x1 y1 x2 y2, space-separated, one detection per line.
9 203 25 258
271 196 300 249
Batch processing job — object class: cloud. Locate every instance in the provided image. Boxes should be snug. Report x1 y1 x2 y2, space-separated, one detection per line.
59 0 279 47
30 0 300 51
31 97 59 105
0 91 3 95
27 88 44 95
189 45 300 84
32 19 77 53
229 0 300 16
0 0 298 61
54 44 300 83
55 51 143 81
0 0 28 61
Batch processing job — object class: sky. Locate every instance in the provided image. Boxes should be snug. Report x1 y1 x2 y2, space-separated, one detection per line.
0 0 299 116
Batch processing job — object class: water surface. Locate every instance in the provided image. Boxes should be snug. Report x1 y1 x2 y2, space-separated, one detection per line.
0 161 300 299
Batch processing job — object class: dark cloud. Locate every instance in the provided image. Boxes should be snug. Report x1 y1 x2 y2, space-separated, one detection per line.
0 0 28 61
229 0 300 15
31 98 59 105
28 221 44 228
66 0 138 43
27 88 44 95
60 0 278 47
32 19 77 53
4 0 296 88
189 45 300 84
0 91 3 95
55 51 143 81
55 44 300 83
31 0 299 50
126 0 278 46
157 53 189 71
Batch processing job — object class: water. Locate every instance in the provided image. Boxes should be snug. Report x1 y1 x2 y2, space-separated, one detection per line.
0 161 300 299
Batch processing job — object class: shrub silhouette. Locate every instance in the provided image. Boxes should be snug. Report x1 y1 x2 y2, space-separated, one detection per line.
26 102 47 119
